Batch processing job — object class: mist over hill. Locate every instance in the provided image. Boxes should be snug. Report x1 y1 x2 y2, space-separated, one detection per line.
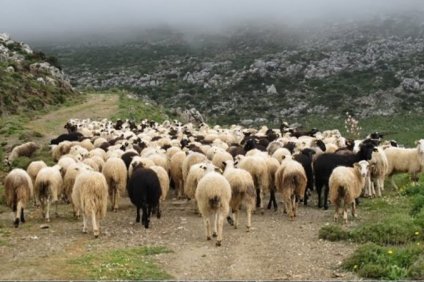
3 0 419 126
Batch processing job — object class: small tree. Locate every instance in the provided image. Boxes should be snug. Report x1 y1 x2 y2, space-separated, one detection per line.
344 112 362 139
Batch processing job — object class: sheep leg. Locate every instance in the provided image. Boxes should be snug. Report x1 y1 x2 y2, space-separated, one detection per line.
20 207 25 223
351 201 357 218
142 204 149 228
136 207 140 223
255 188 261 208
46 199 51 222
246 207 252 232
343 206 348 224
226 209 234 226
204 214 212 240
212 212 218 237
390 176 399 190
316 183 322 208
233 210 238 229
334 198 341 222
92 210 99 238
156 202 161 219
411 173 419 185
14 201 23 228
82 213 88 233
216 211 226 247
292 195 297 218
268 189 278 211
323 185 329 210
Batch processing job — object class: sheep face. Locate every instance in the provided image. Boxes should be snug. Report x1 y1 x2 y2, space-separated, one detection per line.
355 160 370 178
416 139 424 154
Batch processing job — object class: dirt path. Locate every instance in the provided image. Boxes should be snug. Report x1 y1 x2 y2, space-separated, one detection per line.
26 93 118 143
0 94 359 280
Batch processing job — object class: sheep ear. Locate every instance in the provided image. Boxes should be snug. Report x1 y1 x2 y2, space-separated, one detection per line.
222 161 227 168
373 147 379 152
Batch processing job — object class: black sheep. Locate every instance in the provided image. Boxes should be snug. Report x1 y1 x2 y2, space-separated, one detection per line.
121 151 138 169
313 143 375 210
227 145 246 158
293 149 315 206
50 132 84 145
127 165 162 228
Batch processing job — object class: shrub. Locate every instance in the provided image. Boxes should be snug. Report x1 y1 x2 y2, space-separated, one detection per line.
349 214 422 245
318 224 350 241
342 243 424 280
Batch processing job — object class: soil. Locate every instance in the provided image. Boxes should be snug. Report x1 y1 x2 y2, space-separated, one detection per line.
0 94 359 280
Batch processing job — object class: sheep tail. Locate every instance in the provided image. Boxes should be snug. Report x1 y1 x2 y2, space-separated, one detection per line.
209 195 221 209
39 181 49 198
338 185 346 198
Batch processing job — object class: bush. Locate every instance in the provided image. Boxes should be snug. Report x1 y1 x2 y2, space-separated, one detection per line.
349 214 422 245
410 195 424 216
318 224 350 241
11 156 31 169
342 243 424 280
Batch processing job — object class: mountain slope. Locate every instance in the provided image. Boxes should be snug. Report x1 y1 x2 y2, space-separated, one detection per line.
0 33 79 116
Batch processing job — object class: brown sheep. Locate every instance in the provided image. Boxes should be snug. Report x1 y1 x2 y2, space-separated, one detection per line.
4 168 33 227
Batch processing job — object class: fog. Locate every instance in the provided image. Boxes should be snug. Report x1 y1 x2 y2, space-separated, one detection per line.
1 0 423 42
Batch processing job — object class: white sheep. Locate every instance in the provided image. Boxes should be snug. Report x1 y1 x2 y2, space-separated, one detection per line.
384 139 424 189
72 171 108 237
4 168 33 227
329 160 369 224
63 163 93 216
235 155 269 209
150 165 170 202
34 165 63 222
102 157 127 212
182 152 207 183
365 147 388 197
195 168 232 246
275 156 307 220
223 160 255 231
6 142 40 166
212 150 233 171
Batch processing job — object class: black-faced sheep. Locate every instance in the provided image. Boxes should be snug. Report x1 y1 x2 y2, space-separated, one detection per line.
275 156 307 220
329 160 369 224
102 157 127 212
72 171 108 237
6 142 40 166
34 165 63 222
223 160 255 231
313 142 375 210
384 139 424 189
4 168 33 227
127 163 162 228
195 169 232 246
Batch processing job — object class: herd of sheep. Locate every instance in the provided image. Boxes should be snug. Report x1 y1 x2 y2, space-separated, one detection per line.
3 118 424 246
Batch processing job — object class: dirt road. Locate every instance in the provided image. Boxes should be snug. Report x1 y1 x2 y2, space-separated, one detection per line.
0 94 358 280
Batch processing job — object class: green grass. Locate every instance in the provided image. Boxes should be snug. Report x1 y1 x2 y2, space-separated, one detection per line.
110 90 172 122
69 246 172 280
342 243 424 280
319 181 424 279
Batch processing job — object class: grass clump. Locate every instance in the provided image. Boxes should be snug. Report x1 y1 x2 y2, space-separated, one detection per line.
349 213 423 244
318 224 350 241
69 246 172 280
342 243 424 280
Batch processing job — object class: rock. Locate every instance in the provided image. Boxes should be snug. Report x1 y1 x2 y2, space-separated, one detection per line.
40 224 49 229
402 78 421 93
266 84 278 95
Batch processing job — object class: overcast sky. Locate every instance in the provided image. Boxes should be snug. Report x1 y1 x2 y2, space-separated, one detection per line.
1 0 423 41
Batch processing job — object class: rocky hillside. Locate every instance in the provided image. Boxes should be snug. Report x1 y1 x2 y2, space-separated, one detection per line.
0 33 78 116
38 12 424 126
